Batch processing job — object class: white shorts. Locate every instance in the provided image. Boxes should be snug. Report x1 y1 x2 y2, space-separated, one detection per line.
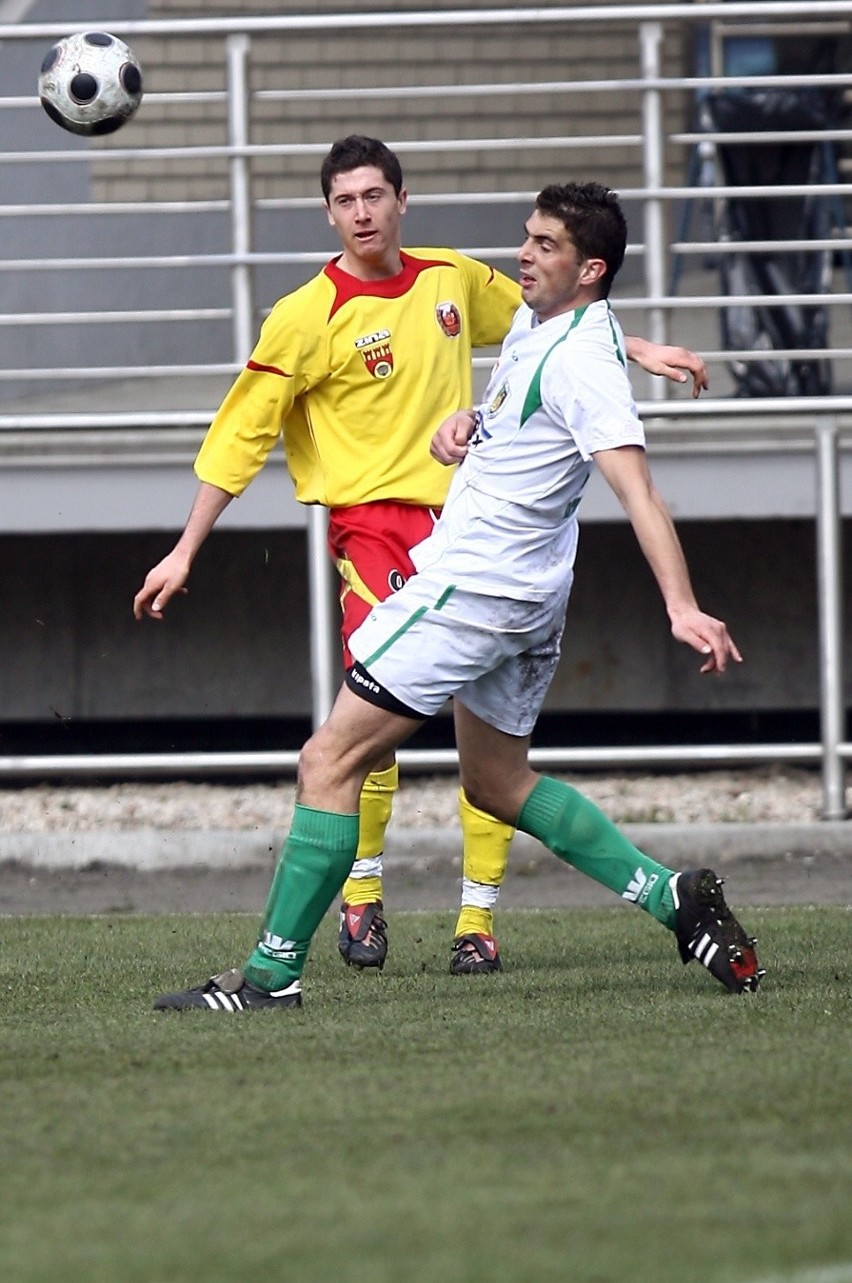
348 567 573 736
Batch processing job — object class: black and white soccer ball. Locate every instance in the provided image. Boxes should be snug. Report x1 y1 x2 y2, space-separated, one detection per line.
38 31 143 137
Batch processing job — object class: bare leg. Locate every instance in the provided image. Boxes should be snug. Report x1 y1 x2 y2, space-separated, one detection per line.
453 700 538 825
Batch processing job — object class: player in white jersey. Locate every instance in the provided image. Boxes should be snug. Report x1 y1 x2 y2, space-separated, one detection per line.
350 297 645 734
415 300 643 599
154 182 763 1014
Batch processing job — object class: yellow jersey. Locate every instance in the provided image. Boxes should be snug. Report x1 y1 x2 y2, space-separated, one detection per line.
194 248 521 508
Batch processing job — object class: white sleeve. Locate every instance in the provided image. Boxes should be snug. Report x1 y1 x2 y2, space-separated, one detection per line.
541 332 645 461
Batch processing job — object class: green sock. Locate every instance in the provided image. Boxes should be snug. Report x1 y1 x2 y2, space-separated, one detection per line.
243 804 360 991
517 777 676 928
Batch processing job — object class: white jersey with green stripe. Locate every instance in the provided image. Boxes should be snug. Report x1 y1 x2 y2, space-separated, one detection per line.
410 297 645 601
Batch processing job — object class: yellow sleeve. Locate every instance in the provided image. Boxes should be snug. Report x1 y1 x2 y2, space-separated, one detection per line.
462 258 521 348
194 286 328 497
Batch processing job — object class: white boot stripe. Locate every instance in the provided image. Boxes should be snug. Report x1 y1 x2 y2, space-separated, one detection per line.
203 993 218 1010
693 932 713 960
669 873 682 910
691 935 720 968
270 980 301 998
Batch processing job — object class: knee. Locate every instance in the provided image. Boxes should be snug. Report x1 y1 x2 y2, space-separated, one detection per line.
296 738 315 793
297 730 332 793
296 724 375 810
460 778 514 827
460 766 538 827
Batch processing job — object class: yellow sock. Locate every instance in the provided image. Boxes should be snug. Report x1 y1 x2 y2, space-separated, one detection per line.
454 788 514 938
341 761 398 906
455 905 495 937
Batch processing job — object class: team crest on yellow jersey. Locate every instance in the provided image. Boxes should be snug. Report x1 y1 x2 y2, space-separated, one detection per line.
355 329 394 379
436 302 461 338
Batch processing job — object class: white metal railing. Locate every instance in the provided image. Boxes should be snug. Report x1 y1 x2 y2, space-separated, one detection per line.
0 5 849 815
1 4 850 388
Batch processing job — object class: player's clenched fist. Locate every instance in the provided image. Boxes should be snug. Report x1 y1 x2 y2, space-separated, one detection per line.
430 409 477 466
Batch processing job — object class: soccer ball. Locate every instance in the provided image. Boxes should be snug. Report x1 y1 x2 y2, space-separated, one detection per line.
38 31 143 137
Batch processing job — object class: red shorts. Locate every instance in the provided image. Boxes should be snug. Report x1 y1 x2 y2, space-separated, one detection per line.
327 500 440 667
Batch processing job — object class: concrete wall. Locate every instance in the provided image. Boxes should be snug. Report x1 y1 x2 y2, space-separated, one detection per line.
0 519 847 724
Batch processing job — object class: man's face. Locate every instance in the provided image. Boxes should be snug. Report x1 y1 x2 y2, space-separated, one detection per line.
325 165 407 274
517 208 604 321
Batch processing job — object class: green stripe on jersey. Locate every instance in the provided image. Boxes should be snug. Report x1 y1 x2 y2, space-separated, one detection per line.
607 305 626 367
363 585 456 667
519 305 588 426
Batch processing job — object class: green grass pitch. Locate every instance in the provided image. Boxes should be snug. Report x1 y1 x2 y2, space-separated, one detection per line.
1 906 850 1283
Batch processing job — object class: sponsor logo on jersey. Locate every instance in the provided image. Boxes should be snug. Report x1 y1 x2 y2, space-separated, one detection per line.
355 329 391 348
388 569 406 593
355 329 394 379
436 302 462 337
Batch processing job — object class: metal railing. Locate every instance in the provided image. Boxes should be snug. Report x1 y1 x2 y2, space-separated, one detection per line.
1 4 850 391
0 5 849 816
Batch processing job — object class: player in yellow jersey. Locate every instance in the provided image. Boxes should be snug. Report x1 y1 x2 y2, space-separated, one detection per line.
133 135 709 976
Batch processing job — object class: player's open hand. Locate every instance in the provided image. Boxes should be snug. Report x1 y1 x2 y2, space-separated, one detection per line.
430 410 477 466
650 345 709 398
628 338 709 398
669 606 742 674
132 552 190 620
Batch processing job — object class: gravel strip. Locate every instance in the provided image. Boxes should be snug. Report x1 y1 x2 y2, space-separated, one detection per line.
0 765 835 832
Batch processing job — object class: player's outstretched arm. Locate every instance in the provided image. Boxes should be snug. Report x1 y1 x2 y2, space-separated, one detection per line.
132 482 233 620
624 335 709 398
593 445 742 674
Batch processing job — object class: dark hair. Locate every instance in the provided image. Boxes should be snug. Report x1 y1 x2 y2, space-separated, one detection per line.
535 182 627 296
320 135 404 200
